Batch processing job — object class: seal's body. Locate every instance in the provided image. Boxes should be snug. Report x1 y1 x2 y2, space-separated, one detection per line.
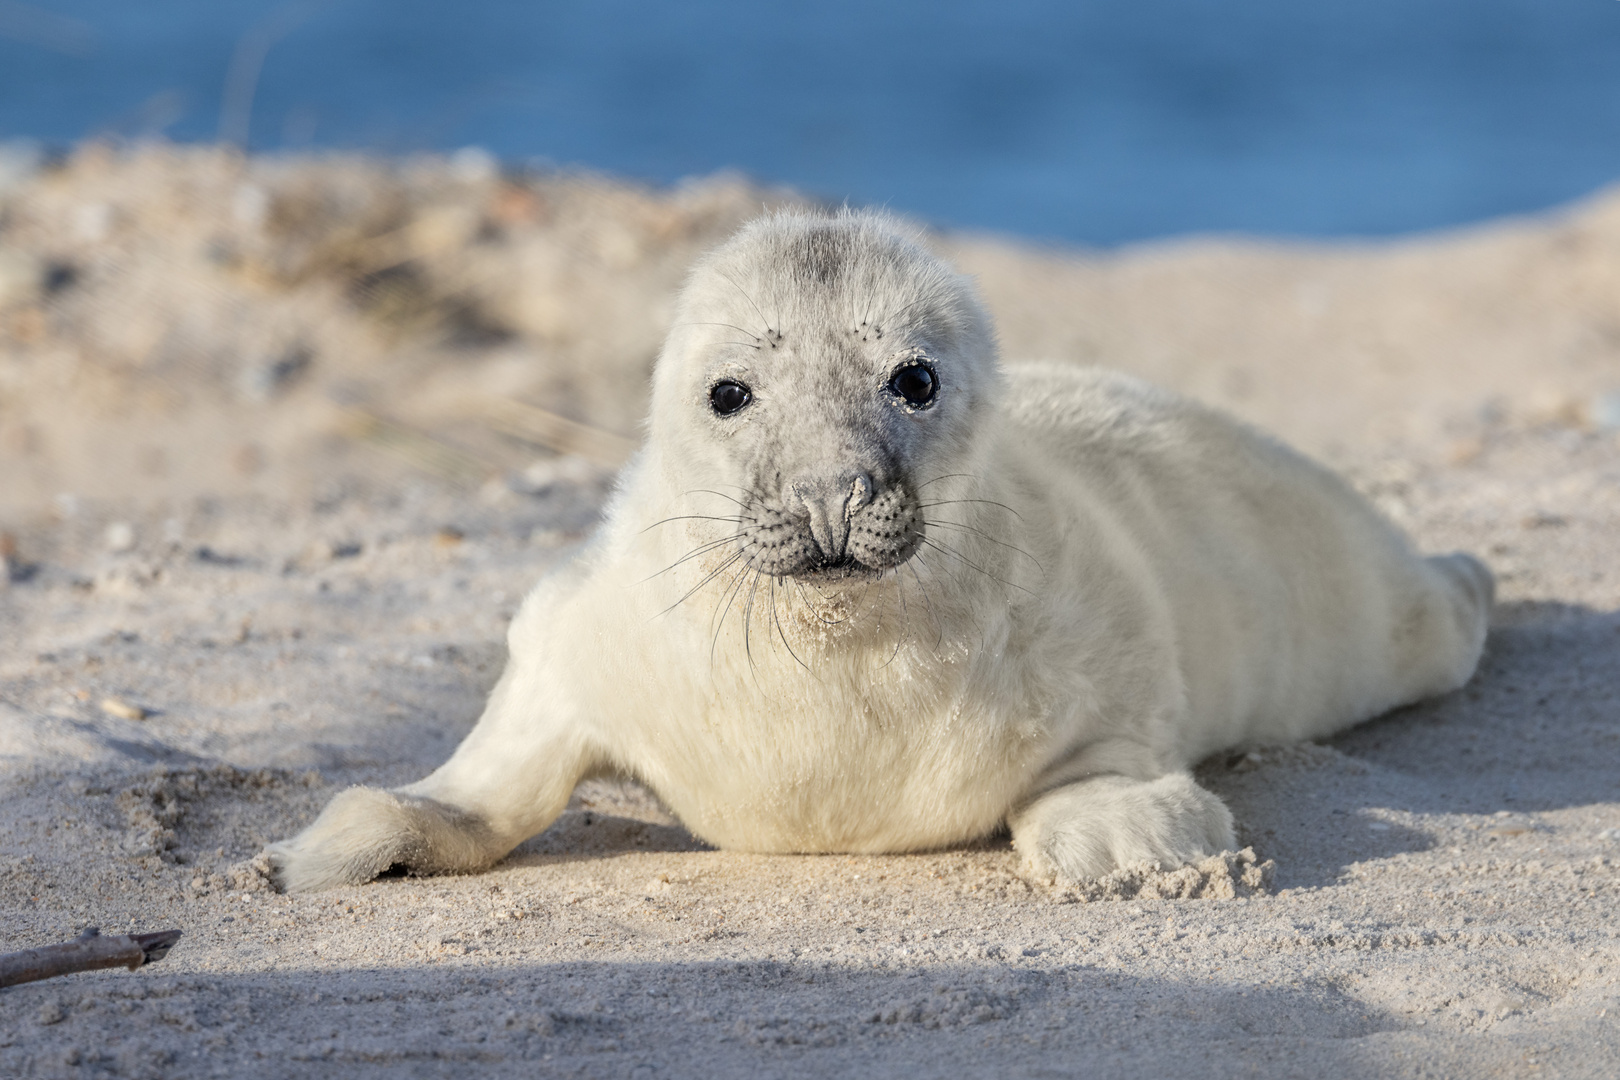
268 211 1491 892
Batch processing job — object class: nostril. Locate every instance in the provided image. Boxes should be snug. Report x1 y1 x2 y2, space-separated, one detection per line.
787 480 815 517
845 473 874 519
788 470 874 563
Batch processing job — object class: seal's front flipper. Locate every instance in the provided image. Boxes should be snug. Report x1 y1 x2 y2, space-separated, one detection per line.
1008 772 1235 884
266 651 604 893
265 787 501 892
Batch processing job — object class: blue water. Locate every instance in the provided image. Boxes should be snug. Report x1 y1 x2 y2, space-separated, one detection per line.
3 0 1620 244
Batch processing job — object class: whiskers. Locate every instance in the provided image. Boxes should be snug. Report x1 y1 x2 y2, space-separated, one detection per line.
637 475 1032 680
918 467 1035 571
918 518 1043 577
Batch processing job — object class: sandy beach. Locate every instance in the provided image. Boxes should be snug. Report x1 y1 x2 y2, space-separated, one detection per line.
1 144 1618 1078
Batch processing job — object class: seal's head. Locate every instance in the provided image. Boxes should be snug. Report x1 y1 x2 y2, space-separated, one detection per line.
649 209 999 582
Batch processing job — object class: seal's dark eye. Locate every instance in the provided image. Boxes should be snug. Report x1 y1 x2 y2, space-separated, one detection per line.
709 380 752 415
889 363 937 407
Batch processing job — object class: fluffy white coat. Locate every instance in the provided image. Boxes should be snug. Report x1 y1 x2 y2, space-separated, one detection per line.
267 210 1492 892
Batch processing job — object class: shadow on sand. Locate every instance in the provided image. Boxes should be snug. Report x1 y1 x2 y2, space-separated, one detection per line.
0 954 1406 1080
1202 602 1620 887
1329 601 1620 813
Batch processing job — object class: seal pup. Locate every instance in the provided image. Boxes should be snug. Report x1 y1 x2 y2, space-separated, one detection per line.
266 209 1493 892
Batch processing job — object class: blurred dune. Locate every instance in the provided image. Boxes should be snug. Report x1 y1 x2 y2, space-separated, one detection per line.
1 142 1618 520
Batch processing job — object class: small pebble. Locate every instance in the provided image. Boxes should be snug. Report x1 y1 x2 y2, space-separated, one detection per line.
98 697 149 721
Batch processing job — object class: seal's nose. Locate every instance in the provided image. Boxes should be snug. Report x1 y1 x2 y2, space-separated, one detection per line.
790 471 874 564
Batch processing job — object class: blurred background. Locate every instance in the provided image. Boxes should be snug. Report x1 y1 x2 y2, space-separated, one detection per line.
3 0 1620 531
4 0 1620 244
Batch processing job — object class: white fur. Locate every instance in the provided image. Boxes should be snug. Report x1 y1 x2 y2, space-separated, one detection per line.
266 210 1492 893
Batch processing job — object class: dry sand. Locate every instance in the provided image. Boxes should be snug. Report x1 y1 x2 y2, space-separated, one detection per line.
1 144 1618 1078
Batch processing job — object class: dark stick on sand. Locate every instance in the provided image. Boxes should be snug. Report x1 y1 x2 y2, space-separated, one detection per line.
0 928 182 988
